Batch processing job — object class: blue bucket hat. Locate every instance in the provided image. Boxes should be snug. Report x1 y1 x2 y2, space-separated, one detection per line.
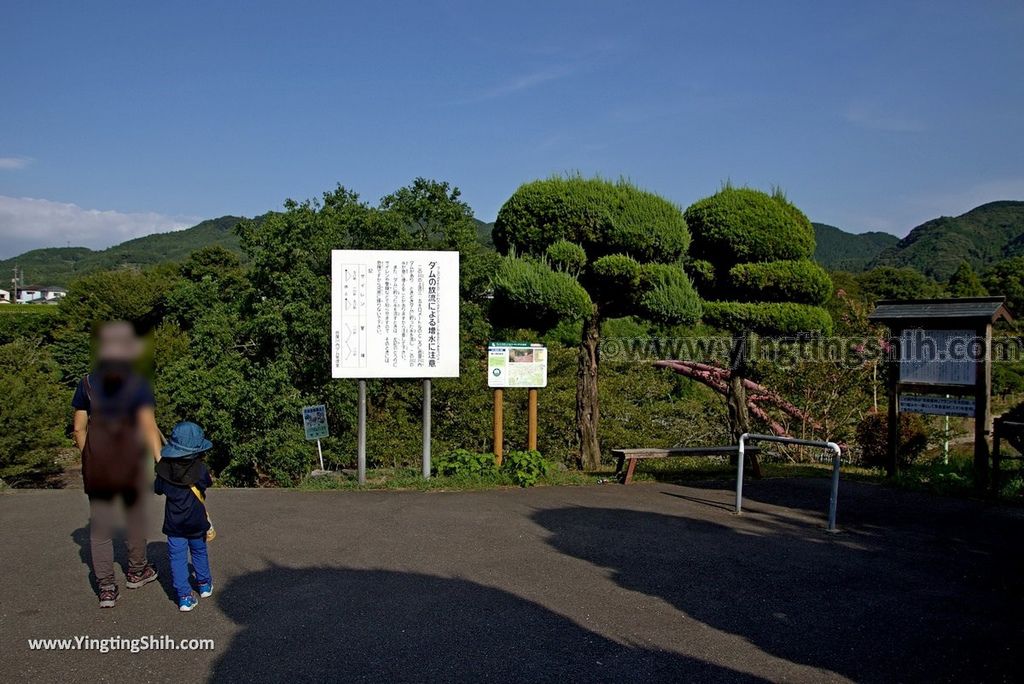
161 421 213 459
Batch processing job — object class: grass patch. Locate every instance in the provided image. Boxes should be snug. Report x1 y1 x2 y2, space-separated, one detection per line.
296 467 602 491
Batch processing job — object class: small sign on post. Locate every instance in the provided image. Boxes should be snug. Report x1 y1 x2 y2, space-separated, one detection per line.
488 342 547 459
302 404 329 471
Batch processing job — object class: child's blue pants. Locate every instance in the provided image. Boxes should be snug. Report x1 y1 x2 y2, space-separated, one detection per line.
167 536 211 598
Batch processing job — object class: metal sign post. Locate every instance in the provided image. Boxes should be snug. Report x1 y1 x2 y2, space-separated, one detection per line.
357 380 367 485
422 379 432 478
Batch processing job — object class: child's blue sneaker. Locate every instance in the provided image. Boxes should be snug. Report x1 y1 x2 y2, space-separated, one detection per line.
178 594 198 612
198 581 213 598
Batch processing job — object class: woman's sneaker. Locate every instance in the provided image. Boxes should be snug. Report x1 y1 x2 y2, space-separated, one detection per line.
126 565 158 589
178 594 198 612
197 581 213 598
98 585 119 609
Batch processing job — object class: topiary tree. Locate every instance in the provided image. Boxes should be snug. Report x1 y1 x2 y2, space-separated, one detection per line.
492 177 701 469
682 186 832 468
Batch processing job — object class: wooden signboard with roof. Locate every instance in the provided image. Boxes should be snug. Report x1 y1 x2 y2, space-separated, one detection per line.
868 296 1013 488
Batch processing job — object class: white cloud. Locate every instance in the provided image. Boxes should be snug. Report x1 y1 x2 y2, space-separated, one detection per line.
0 195 198 258
0 156 32 170
479 64 577 99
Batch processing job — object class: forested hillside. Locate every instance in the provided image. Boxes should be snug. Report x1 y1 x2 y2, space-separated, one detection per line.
870 201 1024 280
0 216 250 287
812 223 898 271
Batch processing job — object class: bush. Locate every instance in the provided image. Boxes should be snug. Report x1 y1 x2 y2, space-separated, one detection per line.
684 187 815 266
0 340 69 482
501 450 551 487
545 240 587 274
855 411 929 468
493 176 690 263
702 301 833 335
728 260 832 305
434 449 497 477
491 256 593 328
637 263 702 325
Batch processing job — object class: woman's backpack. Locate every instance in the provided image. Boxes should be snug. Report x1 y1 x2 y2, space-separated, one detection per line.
81 375 146 496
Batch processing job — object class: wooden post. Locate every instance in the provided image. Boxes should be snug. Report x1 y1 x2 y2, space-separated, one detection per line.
974 324 991 493
886 330 900 477
494 388 504 466
527 388 538 451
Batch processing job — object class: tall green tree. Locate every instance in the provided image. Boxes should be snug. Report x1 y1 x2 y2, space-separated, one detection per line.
948 262 988 297
982 257 1024 314
685 187 832 458
492 177 701 469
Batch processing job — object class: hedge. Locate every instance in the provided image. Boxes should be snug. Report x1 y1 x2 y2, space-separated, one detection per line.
701 300 833 335
728 259 832 305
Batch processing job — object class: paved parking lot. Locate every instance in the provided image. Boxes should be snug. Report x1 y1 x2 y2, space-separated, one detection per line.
1 478 1021 682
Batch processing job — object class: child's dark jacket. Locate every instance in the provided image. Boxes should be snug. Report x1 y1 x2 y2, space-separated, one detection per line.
154 458 212 539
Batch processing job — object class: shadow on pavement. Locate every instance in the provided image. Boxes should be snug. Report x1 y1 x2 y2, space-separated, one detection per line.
532 505 1024 682
210 566 766 683
71 525 175 603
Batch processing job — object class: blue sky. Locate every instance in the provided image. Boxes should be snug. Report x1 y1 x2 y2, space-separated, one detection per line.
1 0 1022 257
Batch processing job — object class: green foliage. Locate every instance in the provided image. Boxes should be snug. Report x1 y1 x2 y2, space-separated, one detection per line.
983 256 1024 314
491 256 593 328
493 176 690 263
0 340 68 481
0 306 59 345
855 266 945 302
702 301 833 335
637 263 702 324
685 259 715 292
434 449 496 477
870 200 1024 280
855 412 928 468
685 186 815 267
501 450 551 487
590 254 642 314
545 240 587 275
947 262 988 297
728 259 832 305
812 223 898 272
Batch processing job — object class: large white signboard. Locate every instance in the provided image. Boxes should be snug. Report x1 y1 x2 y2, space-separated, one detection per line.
898 329 978 386
488 342 548 388
331 250 460 378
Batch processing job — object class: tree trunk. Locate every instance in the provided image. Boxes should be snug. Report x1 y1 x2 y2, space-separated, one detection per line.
577 312 602 470
727 333 762 478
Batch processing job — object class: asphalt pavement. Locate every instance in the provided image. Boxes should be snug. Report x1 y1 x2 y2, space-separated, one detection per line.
1 478 1022 683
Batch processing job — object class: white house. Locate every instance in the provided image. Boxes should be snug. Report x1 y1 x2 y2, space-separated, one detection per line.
0 288 9 303
17 288 42 303
42 286 67 302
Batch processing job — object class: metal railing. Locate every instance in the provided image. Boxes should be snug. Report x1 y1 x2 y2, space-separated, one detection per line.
736 433 843 532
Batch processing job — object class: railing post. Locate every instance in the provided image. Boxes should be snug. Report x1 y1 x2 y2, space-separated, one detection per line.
826 442 841 532
735 433 748 514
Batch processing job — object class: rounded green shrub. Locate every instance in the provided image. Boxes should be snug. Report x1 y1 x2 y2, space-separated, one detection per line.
494 177 690 263
728 259 832 305
545 240 587 273
638 263 703 324
702 301 833 335
685 187 815 266
491 256 593 327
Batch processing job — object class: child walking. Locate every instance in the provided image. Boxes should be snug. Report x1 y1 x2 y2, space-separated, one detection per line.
155 421 215 612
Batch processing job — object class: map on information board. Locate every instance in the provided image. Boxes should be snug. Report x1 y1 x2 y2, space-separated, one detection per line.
488 342 547 388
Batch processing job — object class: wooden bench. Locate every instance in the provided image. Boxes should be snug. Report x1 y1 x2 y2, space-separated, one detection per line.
611 446 762 484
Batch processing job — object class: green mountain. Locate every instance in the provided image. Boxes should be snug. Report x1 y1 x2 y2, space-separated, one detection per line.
812 223 899 272
869 201 1024 280
0 216 249 287
475 219 495 248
